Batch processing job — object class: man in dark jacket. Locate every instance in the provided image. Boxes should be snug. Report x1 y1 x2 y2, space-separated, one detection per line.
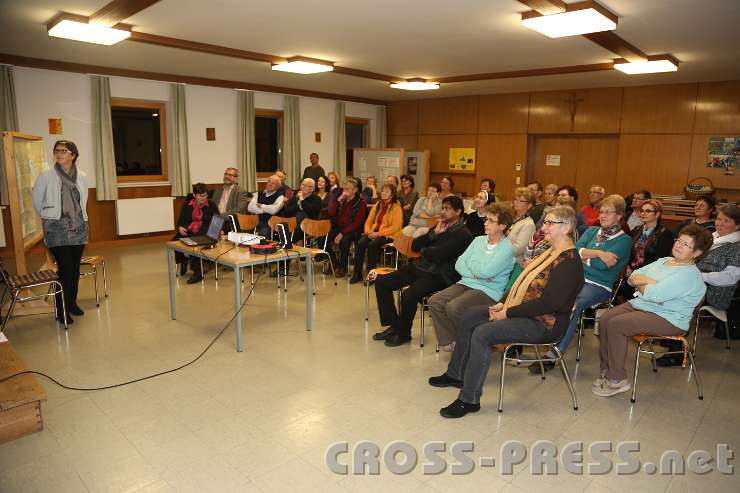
373 195 473 347
279 178 323 241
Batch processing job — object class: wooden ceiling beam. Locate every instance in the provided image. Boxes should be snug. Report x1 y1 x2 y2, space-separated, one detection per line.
435 62 614 84
89 0 162 26
517 0 567 15
582 31 648 63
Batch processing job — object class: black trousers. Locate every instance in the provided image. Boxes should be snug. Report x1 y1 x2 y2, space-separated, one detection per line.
353 235 393 275
49 244 85 316
326 228 360 269
374 263 450 336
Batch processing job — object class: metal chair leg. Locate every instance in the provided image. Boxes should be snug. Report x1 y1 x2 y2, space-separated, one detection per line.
576 315 584 362
686 348 704 400
552 346 578 410
724 321 731 350
419 298 425 348
58 283 68 330
498 347 508 413
630 341 644 403
533 345 546 380
102 260 109 297
648 340 657 372
1 291 18 333
92 265 100 307
364 280 370 321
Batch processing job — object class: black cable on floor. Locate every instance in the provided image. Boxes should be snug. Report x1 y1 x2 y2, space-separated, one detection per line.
0 259 269 391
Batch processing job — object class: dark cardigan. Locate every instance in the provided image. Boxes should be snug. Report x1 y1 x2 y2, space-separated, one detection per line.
412 220 473 285
629 223 674 269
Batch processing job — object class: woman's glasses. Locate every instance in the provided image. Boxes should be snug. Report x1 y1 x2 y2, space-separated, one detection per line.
542 220 566 226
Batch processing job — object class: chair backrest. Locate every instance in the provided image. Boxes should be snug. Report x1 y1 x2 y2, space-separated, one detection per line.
0 259 10 285
269 215 297 232
392 234 421 259
607 267 629 304
237 213 258 232
301 219 331 238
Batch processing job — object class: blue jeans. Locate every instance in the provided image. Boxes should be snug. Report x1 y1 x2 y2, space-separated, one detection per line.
556 282 610 353
447 305 557 404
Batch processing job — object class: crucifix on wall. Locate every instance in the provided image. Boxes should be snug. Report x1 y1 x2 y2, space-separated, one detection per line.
564 93 584 131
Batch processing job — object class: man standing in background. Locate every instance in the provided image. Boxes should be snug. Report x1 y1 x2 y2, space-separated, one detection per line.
302 152 325 182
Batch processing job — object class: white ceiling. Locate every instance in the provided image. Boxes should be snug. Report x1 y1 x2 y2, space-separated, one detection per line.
1 0 739 101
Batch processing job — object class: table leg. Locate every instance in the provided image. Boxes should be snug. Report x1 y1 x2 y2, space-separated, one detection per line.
305 253 313 332
167 248 176 320
235 266 243 352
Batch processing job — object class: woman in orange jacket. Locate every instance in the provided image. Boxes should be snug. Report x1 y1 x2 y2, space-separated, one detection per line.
350 183 404 283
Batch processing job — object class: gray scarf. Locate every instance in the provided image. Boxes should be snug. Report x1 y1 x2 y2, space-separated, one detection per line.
54 163 82 219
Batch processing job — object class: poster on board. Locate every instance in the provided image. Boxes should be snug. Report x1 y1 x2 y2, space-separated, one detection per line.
449 148 476 172
706 137 739 176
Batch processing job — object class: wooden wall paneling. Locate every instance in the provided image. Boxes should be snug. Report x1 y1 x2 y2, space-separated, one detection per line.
86 193 118 242
573 88 623 134
387 100 419 135
621 83 698 134
694 81 740 134
528 91 574 134
478 93 530 134
419 97 478 135
529 136 580 189
418 134 478 195
615 135 693 197
388 135 419 149
688 134 740 192
574 136 620 205
476 134 528 201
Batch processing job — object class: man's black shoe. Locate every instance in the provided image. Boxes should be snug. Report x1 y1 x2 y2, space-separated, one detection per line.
428 373 463 388
384 333 412 347
178 262 188 276
349 274 363 284
56 314 73 325
186 275 203 284
372 327 395 341
440 399 480 419
528 360 555 374
69 305 84 316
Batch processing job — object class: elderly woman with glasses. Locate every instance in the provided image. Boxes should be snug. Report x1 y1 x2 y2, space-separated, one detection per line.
593 225 713 397
429 206 584 418
508 187 537 265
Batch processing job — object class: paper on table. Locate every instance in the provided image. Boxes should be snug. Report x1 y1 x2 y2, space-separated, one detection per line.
0 332 8 343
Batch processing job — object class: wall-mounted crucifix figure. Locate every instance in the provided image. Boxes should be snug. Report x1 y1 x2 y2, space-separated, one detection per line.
564 93 584 131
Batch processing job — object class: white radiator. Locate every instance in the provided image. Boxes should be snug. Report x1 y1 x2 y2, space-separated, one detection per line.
115 197 175 235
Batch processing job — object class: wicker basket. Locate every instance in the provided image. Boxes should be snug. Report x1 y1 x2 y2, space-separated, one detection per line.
684 177 714 200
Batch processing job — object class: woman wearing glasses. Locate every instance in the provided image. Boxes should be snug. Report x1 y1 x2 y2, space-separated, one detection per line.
32 140 89 324
508 187 537 265
621 199 674 300
593 225 712 396
429 206 584 418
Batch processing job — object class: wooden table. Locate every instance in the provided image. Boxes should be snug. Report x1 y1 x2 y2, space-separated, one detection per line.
0 341 46 443
166 241 314 352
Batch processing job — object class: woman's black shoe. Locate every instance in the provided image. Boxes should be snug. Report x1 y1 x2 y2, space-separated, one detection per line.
440 399 480 419
56 314 74 325
186 275 203 284
428 373 463 388
69 305 85 316
349 274 364 284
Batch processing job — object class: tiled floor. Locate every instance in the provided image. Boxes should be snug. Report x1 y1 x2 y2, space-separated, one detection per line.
0 243 738 492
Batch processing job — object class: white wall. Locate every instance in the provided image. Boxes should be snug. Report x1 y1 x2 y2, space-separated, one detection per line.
299 97 336 174
346 101 379 148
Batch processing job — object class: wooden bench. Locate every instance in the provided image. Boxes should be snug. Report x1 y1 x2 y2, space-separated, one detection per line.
0 341 46 443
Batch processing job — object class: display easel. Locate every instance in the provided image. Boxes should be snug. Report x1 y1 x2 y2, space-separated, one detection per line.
2 132 53 316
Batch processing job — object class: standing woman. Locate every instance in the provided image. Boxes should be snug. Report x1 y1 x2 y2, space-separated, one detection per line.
398 174 418 226
32 140 88 323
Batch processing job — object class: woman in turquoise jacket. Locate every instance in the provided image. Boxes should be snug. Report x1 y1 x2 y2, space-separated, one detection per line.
429 203 516 351
593 224 713 397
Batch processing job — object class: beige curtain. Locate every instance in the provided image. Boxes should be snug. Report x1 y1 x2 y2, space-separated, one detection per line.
283 95 301 188
237 90 257 191
169 84 191 197
0 65 19 205
376 105 387 148
334 102 346 179
91 75 118 201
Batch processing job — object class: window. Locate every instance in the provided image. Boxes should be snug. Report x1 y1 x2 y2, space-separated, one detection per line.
255 110 283 176
345 118 369 176
111 98 167 182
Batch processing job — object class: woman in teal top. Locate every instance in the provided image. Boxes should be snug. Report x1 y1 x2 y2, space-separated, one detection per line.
593 224 713 397
429 203 516 350
531 195 632 372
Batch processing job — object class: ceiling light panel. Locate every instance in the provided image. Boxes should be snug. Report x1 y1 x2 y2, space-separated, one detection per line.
390 80 440 91
522 3 617 38
271 56 334 74
48 16 131 45
614 57 679 74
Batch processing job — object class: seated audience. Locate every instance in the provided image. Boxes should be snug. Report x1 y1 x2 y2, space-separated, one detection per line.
557 185 587 236
362 176 379 205
316 175 331 218
386 175 400 187
211 168 248 227
509 187 537 265
275 170 293 201
674 196 716 233
543 183 559 207
621 199 674 299
248 174 285 238
480 178 496 201
327 177 367 277
658 205 739 366
302 152 325 182
625 190 652 231
529 195 632 372
327 171 341 191
350 184 403 284
429 206 584 418
373 196 473 347
581 185 605 227
593 225 712 397
402 183 442 238
464 190 493 237
398 174 419 226
174 183 219 284
527 181 545 224
440 176 455 198
279 178 322 238
430 203 515 351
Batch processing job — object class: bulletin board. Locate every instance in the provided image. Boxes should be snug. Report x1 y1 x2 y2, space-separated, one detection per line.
405 150 430 192
352 148 406 184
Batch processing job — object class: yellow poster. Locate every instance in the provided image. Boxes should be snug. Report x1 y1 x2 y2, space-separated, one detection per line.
449 147 476 172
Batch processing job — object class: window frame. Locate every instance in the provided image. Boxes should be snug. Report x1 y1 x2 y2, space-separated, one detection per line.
345 117 370 176
110 97 169 183
255 109 284 179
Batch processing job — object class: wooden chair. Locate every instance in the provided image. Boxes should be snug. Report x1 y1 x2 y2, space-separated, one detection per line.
80 255 109 307
0 260 68 331
237 213 258 233
575 268 628 362
300 219 337 294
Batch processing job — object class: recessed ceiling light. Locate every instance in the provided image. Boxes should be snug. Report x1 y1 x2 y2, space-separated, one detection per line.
47 13 131 46
614 55 679 74
390 79 440 91
521 1 617 38
271 56 334 74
